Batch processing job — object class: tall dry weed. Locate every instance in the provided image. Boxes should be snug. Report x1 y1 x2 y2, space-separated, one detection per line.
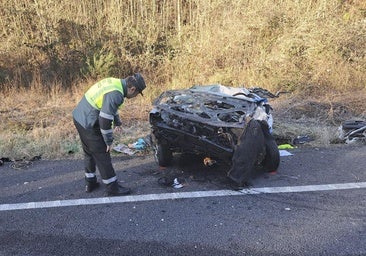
0 0 365 158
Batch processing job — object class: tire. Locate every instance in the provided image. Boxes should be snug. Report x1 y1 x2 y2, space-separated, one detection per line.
155 142 173 167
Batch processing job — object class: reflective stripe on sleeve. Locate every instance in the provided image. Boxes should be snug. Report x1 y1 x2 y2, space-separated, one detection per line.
100 128 113 134
100 111 114 120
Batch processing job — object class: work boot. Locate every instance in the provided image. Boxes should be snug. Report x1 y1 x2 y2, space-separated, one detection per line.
105 181 131 196
85 177 100 193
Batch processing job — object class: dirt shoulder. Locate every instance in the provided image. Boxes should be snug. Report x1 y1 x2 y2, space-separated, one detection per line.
269 91 366 147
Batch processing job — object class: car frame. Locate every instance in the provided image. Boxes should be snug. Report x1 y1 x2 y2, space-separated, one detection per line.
149 84 280 186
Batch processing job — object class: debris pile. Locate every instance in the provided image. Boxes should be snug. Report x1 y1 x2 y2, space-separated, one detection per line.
338 120 366 144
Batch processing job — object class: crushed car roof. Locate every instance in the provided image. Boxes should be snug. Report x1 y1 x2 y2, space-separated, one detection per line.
152 84 268 128
189 84 266 103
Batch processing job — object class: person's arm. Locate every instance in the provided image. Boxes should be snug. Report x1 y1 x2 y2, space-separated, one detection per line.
113 115 123 135
99 91 124 150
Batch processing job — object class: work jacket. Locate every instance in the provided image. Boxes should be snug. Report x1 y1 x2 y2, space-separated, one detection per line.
73 78 128 146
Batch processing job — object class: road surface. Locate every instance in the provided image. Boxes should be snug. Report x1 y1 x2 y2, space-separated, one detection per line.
0 145 365 255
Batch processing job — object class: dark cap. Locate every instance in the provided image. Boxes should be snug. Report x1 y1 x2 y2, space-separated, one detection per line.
132 73 146 96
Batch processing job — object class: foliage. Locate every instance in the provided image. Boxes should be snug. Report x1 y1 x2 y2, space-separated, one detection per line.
82 48 117 79
0 0 365 93
0 0 366 159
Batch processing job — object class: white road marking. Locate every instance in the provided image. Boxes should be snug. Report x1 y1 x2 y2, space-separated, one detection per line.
1 182 365 212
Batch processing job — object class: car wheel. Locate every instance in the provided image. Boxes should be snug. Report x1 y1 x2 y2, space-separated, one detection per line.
155 142 173 167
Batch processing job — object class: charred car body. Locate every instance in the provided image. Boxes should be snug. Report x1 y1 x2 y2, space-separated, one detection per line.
149 84 280 186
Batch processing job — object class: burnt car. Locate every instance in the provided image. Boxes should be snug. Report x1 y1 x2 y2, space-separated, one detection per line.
149 84 280 186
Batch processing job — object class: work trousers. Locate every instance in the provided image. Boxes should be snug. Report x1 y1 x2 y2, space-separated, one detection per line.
73 119 117 184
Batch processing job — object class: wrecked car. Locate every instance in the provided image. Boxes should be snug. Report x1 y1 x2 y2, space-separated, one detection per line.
149 84 280 186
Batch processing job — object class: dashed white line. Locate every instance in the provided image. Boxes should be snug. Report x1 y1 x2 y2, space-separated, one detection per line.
1 182 365 212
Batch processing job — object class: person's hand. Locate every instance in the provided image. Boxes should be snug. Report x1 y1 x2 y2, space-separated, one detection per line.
106 145 112 153
114 126 122 133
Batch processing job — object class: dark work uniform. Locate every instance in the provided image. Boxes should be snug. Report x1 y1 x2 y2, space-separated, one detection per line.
72 78 127 185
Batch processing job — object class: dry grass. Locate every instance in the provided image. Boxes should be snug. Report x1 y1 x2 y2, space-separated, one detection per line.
1 82 365 160
0 82 152 160
271 90 366 147
0 0 365 159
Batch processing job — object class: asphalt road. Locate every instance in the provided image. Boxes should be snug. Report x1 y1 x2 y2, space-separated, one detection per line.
0 145 365 256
